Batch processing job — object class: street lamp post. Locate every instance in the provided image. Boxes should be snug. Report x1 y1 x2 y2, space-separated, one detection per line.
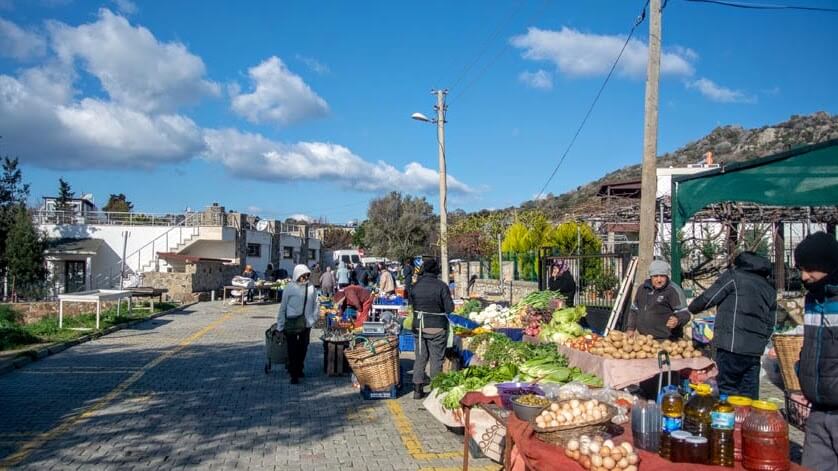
412 89 449 285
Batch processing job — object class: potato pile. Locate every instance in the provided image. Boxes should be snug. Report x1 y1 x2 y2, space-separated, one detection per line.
587 330 702 360
535 399 609 429
565 435 639 471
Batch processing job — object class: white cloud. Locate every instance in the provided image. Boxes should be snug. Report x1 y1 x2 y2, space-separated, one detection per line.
510 27 695 79
295 54 330 75
288 213 314 223
0 13 210 169
686 78 756 104
0 68 205 169
230 56 328 126
111 0 137 15
47 9 219 113
518 69 553 90
202 128 473 194
0 17 46 59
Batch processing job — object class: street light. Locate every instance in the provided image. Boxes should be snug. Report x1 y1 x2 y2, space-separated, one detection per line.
411 89 449 285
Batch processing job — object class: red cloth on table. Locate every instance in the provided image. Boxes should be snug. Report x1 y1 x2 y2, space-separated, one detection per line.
506 413 808 471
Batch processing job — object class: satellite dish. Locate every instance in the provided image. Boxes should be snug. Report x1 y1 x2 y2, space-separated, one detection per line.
256 220 269 231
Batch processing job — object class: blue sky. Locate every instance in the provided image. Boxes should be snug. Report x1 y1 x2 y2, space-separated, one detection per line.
1 0 836 224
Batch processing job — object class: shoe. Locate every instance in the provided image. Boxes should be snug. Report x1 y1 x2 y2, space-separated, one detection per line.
413 384 425 400
290 377 300 385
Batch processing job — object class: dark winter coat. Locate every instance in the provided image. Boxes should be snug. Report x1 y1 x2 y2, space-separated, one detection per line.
409 273 455 330
627 279 690 340
799 270 838 410
548 271 577 307
688 252 777 357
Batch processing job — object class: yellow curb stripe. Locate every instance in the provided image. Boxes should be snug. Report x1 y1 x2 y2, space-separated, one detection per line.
385 400 463 461
0 310 236 469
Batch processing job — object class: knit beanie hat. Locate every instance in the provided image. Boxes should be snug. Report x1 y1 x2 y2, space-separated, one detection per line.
649 260 671 277
795 232 838 274
422 258 441 275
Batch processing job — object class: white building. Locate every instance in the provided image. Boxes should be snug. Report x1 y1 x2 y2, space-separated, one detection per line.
35 203 321 297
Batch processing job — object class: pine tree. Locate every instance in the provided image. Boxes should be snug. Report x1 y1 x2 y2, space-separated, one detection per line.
6 206 47 299
0 157 31 278
55 178 74 223
102 193 133 213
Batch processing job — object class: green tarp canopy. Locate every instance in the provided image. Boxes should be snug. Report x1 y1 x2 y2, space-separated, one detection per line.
670 138 838 282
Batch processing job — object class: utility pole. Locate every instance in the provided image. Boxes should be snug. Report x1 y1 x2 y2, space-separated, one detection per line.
119 230 129 289
435 89 450 285
636 0 662 289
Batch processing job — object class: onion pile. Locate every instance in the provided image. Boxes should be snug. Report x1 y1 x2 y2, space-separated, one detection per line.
535 399 608 429
564 435 639 471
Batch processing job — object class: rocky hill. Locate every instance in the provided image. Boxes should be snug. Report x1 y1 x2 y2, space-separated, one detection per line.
518 112 838 219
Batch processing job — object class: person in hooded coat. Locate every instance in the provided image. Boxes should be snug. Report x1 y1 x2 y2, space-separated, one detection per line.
793 232 838 470
276 265 319 384
687 251 777 398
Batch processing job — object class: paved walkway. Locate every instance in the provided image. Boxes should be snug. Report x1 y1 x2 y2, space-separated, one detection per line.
0 302 500 471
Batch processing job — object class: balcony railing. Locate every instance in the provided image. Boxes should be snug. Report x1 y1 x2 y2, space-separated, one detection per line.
33 210 206 227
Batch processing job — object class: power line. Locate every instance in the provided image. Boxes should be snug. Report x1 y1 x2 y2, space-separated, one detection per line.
449 0 553 104
534 0 650 201
445 0 530 94
683 0 838 12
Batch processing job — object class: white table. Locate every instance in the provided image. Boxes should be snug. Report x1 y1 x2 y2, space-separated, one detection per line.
58 290 133 329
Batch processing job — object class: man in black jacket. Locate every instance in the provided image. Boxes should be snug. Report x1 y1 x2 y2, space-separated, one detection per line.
626 260 690 340
794 232 838 470
409 258 455 399
687 252 776 399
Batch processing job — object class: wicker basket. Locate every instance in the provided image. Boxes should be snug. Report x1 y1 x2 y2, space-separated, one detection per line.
345 336 400 390
772 334 804 392
530 402 617 446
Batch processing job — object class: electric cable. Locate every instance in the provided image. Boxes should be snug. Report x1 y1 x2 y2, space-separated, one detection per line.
534 0 651 201
683 0 838 12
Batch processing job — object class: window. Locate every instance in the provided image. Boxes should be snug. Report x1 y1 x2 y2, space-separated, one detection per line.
283 247 293 259
309 249 317 260
351 255 361 264
246 243 261 257
64 260 86 293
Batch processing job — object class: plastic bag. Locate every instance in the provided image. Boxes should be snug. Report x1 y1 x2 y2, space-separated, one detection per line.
553 381 592 401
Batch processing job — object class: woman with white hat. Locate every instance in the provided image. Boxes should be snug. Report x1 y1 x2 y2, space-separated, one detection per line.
276 264 319 384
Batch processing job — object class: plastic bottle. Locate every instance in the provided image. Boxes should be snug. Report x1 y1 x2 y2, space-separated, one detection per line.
632 399 661 452
684 383 715 438
659 387 684 459
710 394 735 467
742 401 790 471
728 395 753 462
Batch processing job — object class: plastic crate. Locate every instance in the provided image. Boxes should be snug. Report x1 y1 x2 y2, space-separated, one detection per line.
447 314 480 330
783 391 810 432
361 384 400 400
460 349 475 367
399 333 415 352
495 328 525 342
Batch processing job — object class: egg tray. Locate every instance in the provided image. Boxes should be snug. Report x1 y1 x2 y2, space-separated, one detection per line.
530 402 617 447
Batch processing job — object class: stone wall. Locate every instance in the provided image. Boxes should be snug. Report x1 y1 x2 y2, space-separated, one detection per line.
143 261 241 302
4 300 121 325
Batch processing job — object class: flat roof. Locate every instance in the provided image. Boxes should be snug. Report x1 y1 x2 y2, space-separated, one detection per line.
45 238 104 255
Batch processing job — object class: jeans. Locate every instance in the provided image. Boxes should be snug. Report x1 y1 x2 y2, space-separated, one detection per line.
413 329 447 386
803 409 838 471
284 327 311 379
715 348 761 399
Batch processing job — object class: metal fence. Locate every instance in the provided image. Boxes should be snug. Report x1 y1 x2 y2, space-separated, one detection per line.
540 253 631 308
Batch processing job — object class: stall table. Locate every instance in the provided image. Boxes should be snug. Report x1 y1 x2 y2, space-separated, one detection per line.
557 345 714 389
127 287 168 312
223 285 278 305
58 290 133 329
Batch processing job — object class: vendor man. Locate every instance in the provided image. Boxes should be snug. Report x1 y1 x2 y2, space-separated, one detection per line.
626 260 690 341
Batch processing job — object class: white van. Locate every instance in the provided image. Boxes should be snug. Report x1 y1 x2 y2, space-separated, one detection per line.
332 250 362 267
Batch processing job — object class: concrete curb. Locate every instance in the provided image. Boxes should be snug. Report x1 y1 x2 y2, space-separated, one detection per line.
0 302 199 377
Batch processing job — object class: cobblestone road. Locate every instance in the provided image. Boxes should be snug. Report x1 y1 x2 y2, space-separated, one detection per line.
0 302 500 471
